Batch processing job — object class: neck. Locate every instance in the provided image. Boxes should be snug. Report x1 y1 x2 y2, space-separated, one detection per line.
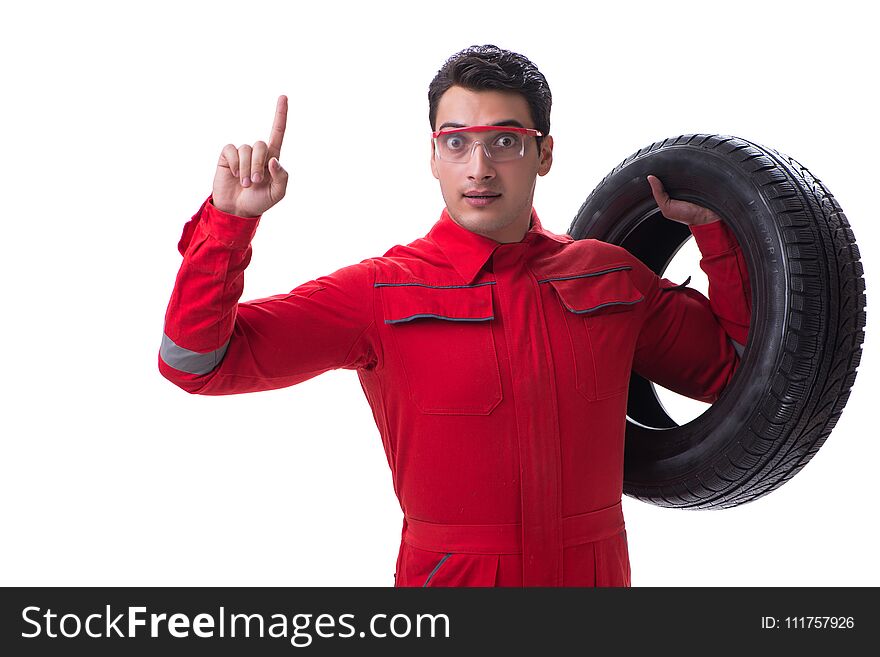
492 214 533 244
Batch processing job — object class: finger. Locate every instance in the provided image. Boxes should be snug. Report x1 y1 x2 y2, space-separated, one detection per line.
251 141 268 184
646 175 669 207
238 144 253 187
268 95 288 157
646 174 664 195
219 144 240 177
268 156 289 197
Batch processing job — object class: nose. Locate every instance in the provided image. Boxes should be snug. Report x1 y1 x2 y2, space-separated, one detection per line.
466 139 496 181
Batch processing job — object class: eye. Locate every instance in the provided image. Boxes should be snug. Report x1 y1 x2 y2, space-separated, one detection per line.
494 133 521 149
443 135 466 150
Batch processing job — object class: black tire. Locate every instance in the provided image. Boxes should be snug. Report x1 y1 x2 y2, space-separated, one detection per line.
569 134 866 509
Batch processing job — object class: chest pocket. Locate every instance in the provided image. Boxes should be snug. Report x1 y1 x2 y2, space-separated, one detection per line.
379 282 502 415
544 266 644 402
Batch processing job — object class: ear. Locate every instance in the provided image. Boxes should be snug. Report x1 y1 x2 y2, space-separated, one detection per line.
537 135 554 177
430 138 439 180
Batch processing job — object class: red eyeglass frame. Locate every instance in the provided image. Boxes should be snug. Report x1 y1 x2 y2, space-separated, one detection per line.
431 125 544 139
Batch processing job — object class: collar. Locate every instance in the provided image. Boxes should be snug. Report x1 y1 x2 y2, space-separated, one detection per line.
426 207 569 284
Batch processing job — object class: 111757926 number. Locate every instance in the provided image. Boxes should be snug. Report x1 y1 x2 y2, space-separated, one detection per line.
761 616 854 629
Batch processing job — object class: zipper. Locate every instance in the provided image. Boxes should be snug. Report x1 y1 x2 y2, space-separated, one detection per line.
422 553 453 587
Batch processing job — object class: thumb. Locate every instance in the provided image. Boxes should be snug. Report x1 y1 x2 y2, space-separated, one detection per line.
268 157 288 191
647 175 668 206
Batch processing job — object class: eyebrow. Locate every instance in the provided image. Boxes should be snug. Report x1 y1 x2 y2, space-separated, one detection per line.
437 119 527 130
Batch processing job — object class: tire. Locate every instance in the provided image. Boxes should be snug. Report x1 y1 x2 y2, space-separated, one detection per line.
569 134 866 509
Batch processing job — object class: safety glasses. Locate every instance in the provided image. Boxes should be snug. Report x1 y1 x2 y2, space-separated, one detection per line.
432 125 544 163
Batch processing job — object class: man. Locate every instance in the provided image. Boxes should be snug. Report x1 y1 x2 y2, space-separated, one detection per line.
159 45 751 586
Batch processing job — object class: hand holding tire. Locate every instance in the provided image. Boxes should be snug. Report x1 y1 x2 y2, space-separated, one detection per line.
212 95 289 218
647 174 722 226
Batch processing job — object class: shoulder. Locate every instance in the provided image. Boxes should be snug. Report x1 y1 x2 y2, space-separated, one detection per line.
370 237 461 284
568 237 634 261
532 236 643 276
537 237 663 301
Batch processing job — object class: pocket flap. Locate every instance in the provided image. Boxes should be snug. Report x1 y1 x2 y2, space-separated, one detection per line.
546 268 644 315
379 283 495 324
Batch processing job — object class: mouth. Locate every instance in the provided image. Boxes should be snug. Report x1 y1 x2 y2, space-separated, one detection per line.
463 194 501 207
464 194 501 208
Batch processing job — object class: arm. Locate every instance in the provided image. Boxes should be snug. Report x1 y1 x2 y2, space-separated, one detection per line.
629 176 752 403
158 95 377 395
688 219 751 351
630 220 751 403
158 197 377 395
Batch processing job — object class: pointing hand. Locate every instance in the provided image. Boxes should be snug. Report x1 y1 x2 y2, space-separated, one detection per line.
212 95 290 218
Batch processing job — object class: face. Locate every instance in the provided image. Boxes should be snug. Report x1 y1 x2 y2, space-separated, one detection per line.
430 86 553 243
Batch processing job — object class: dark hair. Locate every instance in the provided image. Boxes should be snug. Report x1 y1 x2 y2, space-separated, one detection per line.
428 44 551 152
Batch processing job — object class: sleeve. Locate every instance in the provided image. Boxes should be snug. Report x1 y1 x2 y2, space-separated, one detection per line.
630 219 752 403
158 196 378 395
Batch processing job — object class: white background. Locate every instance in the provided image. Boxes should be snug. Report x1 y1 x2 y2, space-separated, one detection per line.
2 0 877 587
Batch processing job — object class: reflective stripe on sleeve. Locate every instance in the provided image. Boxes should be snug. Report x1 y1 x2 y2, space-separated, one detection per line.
160 333 229 375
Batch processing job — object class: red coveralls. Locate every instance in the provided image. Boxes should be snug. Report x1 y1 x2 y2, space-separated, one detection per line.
160 197 751 587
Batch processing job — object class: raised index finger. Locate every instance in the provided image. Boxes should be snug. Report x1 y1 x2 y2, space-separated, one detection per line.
268 95 288 156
